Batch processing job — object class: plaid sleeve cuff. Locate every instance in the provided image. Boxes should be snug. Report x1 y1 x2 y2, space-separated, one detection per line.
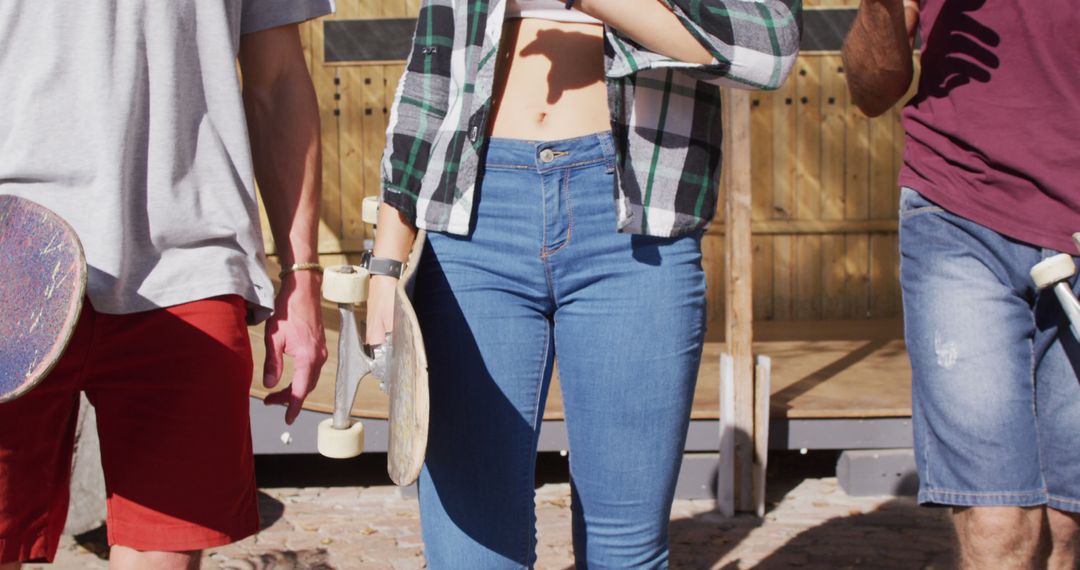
381 183 419 229
605 0 801 91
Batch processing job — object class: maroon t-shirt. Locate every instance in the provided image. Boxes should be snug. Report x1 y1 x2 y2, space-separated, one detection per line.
899 0 1080 252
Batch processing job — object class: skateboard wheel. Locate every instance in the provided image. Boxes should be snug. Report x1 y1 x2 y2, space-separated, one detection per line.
362 196 380 226
1031 253 1076 290
317 418 365 458
323 265 369 304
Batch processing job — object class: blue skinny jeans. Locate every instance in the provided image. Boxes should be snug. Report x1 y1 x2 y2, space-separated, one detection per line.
412 132 707 569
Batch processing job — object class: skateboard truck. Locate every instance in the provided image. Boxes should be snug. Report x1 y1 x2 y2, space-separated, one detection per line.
317 197 385 459
1030 233 1080 340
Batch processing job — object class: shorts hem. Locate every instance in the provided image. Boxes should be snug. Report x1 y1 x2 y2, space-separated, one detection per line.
107 514 259 553
919 488 1047 508
1048 495 1080 514
0 533 56 564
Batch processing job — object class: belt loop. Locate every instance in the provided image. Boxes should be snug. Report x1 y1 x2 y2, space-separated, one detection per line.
597 131 616 174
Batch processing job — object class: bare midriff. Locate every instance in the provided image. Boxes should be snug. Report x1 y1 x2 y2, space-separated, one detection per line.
489 18 610 141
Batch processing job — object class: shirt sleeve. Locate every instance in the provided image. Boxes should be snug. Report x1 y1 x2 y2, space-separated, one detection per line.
605 0 802 90
241 0 336 35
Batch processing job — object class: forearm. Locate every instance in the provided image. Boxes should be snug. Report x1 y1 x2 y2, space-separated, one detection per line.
245 65 322 266
372 202 417 263
576 0 712 65
842 0 914 117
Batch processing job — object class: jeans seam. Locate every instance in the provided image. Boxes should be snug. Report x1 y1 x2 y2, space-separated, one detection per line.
1029 307 1049 493
539 166 549 259
922 488 1046 497
541 169 574 259
523 323 551 568
899 205 945 219
1048 494 1080 506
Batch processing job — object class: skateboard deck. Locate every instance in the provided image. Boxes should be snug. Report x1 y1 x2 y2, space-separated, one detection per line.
0 195 86 403
318 227 430 487
385 231 430 485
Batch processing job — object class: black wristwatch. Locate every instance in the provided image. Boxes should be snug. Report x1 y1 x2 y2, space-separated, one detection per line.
360 250 406 279
564 0 574 8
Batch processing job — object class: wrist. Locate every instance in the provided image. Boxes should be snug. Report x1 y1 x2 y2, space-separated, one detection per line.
361 251 406 279
278 262 323 286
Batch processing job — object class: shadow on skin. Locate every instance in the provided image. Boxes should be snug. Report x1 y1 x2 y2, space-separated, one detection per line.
515 28 605 105
912 0 1000 104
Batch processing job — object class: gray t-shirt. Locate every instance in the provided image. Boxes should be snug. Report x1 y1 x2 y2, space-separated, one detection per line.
0 0 333 323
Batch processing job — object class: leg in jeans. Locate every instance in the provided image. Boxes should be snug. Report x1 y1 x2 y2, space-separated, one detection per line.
546 135 706 568
900 187 1080 567
413 140 556 569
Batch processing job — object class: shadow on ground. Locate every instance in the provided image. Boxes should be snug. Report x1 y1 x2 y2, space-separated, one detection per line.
667 451 956 569
72 491 288 562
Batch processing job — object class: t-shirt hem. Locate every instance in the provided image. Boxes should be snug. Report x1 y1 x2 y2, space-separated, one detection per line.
899 173 1075 253
87 279 275 325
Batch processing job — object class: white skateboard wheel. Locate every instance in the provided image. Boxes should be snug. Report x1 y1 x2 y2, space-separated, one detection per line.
317 418 365 458
1031 253 1076 290
362 196 380 226
322 265 369 304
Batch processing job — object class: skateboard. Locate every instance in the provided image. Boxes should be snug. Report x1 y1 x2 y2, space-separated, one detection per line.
1031 233 1080 340
0 195 87 403
318 196 430 486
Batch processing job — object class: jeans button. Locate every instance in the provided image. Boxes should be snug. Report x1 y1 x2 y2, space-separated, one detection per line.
539 148 555 163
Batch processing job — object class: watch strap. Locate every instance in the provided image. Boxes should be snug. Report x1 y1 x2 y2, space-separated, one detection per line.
366 255 405 279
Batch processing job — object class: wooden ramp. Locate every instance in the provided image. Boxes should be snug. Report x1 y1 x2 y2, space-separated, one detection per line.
249 295 911 423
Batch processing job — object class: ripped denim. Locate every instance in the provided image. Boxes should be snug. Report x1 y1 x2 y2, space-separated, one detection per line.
900 187 1080 512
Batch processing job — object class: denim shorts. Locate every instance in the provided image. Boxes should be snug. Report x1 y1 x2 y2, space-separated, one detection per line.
900 187 1080 512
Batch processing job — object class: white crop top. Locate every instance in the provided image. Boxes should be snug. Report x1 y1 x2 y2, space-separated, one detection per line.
504 0 601 24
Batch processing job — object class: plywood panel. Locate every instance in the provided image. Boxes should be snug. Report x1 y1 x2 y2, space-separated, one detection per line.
260 313 912 421
750 91 774 320
794 59 822 319
820 55 847 318
771 76 797 320
269 45 916 326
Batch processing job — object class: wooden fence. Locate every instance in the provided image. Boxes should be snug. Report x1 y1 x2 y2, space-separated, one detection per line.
259 0 908 323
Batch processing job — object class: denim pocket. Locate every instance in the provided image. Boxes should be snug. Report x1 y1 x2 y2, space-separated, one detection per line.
899 187 945 219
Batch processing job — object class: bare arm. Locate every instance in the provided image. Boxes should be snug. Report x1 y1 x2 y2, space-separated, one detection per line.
841 0 917 117
586 0 802 90
364 203 418 344
577 0 713 65
239 24 328 425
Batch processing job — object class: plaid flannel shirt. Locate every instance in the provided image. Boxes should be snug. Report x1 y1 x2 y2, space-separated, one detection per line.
381 0 802 237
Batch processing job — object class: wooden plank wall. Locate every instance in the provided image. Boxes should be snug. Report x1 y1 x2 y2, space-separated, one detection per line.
265 0 910 323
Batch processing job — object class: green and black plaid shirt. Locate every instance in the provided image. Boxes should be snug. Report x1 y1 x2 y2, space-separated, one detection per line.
381 0 802 237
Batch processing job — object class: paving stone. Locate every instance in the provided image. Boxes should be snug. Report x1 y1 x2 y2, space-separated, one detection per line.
42 473 958 569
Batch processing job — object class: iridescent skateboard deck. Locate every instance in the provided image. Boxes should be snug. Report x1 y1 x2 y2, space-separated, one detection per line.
0 195 86 403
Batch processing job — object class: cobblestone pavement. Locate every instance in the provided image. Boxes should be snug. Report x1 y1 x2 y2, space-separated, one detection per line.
37 454 956 569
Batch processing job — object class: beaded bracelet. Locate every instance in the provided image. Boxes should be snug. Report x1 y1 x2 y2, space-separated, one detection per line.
279 262 324 279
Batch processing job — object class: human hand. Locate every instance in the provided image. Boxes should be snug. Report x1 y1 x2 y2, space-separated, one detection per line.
263 271 328 424
365 275 398 348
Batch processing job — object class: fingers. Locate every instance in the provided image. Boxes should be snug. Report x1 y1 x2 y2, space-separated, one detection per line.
364 276 398 343
263 328 327 425
263 320 286 388
284 360 320 425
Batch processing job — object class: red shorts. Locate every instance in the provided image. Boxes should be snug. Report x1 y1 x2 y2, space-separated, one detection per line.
0 296 259 563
